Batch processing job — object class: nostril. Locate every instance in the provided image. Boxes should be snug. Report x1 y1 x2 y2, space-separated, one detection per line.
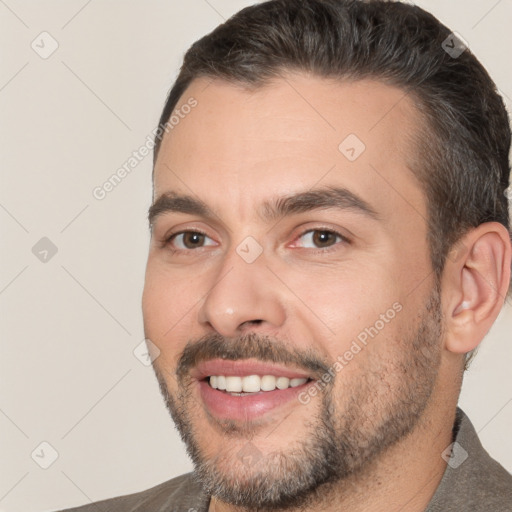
241 319 263 328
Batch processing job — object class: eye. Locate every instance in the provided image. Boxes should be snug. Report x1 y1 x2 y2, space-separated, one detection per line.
166 230 217 251
293 229 348 249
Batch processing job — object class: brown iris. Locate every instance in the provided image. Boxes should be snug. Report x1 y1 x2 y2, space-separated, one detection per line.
311 230 337 248
182 232 206 249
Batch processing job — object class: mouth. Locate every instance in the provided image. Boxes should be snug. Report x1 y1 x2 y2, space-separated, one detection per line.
209 374 310 393
192 359 314 421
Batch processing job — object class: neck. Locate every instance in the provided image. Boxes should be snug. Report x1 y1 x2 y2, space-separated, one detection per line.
208 397 456 512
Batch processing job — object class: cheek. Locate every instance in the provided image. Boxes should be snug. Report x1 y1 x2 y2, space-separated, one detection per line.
142 261 204 355
143 255 203 315
284 263 401 345
142 270 172 335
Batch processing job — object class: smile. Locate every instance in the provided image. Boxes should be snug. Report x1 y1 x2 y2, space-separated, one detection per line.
192 359 314 421
209 375 309 394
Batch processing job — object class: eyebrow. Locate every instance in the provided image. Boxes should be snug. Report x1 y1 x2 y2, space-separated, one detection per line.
148 186 379 227
148 192 213 226
260 186 378 223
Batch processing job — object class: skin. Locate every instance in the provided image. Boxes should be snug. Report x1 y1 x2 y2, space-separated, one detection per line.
142 74 511 512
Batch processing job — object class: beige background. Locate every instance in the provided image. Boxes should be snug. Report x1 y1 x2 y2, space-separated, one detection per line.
0 1 511 511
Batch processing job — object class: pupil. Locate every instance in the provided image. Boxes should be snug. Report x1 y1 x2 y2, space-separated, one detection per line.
313 231 334 247
184 232 204 248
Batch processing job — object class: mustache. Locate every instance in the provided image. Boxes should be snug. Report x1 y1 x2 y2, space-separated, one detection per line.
176 332 330 381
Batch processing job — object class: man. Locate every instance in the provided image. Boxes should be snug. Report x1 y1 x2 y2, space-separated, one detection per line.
59 0 512 510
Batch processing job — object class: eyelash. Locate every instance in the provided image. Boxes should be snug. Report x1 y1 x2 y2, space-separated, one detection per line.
161 227 350 255
163 229 215 254
294 228 351 253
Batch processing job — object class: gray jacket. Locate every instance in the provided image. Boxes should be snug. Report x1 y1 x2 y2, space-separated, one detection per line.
57 408 512 511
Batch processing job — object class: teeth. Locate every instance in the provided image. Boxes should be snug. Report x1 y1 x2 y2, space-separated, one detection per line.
261 375 277 391
208 375 308 392
276 377 290 389
242 375 261 393
225 376 243 392
216 375 226 390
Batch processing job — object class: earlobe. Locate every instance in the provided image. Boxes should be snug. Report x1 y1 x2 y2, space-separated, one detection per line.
443 223 511 355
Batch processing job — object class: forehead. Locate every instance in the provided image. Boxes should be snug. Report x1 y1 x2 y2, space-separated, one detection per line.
153 74 426 226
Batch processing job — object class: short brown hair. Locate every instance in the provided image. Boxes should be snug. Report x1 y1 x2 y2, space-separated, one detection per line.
154 0 511 285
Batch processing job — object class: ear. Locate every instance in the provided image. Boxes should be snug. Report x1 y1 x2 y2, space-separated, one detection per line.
441 222 511 355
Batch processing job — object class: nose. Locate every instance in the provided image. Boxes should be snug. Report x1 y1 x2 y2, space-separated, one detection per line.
197 248 286 337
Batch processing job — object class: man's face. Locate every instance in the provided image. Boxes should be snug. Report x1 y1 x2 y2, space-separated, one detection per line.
142 75 443 508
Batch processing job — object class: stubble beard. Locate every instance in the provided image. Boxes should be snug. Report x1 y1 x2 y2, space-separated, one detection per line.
152 286 443 511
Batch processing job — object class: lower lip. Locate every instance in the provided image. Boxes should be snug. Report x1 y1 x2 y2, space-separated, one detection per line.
198 380 310 421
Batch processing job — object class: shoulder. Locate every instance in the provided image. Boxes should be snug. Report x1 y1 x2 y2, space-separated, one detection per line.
427 408 512 511
55 472 208 512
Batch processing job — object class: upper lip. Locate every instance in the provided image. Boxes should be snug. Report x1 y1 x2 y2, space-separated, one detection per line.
190 359 312 380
